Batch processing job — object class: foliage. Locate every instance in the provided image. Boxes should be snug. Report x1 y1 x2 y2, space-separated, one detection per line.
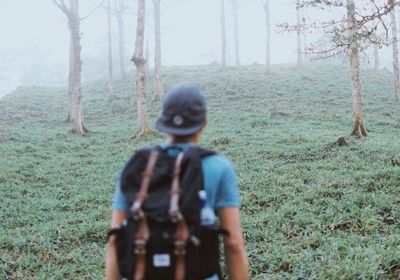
0 64 399 279
282 0 399 59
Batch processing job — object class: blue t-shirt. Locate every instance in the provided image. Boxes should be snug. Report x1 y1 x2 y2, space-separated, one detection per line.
112 143 240 211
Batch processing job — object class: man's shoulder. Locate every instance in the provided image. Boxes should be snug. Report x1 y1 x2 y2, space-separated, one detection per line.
202 153 235 174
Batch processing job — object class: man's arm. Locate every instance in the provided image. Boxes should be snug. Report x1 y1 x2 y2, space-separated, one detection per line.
105 210 127 280
218 207 249 280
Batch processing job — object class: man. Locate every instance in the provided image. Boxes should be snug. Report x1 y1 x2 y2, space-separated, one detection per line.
105 85 249 280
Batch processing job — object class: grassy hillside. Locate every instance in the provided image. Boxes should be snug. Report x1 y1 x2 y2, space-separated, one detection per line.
0 64 399 279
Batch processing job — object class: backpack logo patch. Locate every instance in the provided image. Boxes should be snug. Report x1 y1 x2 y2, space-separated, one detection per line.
153 254 171 267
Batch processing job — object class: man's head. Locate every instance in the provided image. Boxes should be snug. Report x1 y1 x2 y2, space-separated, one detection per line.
156 85 207 142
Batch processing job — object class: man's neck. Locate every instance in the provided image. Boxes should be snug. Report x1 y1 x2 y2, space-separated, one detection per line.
166 135 199 145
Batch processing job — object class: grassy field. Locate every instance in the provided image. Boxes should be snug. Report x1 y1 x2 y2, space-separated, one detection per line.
0 63 399 279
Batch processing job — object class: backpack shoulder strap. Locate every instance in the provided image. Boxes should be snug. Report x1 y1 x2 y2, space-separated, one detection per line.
122 145 162 171
120 145 162 193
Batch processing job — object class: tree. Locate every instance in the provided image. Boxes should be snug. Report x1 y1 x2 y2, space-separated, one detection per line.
347 0 367 137
295 0 397 137
264 0 271 73
112 0 127 78
296 0 304 69
301 5 309 62
391 6 400 102
152 0 164 101
107 0 113 100
53 0 87 135
220 0 227 70
132 0 149 137
145 34 150 79
231 0 240 67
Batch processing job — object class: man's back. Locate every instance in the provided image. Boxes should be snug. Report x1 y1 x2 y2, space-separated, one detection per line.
105 85 248 280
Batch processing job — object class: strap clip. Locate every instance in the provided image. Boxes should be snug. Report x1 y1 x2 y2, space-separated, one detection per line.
174 241 187 256
134 240 147 255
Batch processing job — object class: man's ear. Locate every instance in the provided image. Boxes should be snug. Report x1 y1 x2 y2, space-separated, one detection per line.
197 119 208 136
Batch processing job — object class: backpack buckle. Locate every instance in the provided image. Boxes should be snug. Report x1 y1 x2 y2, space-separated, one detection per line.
134 240 146 255
169 210 183 223
132 208 144 221
174 241 186 256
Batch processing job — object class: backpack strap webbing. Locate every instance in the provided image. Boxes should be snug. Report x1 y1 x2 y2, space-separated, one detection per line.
174 218 189 280
131 150 159 280
168 151 189 280
131 150 160 212
169 151 185 221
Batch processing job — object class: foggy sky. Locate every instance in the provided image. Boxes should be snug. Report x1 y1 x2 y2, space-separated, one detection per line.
0 0 396 97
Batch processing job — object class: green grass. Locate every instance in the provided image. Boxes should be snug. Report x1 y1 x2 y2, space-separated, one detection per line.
0 63 399 279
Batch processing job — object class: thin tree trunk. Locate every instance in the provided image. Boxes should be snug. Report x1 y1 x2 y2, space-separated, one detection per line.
54 0 86 135
296 0 303 69
397 3 400 32
107 0 113 100
232 0 240 67
391 8 400 102
67 24 74 122
220 0 226 70
117 0 126 78
132 0 148 136
301 5 308 62
67 0 86 134
347 0 367 137
153 0 164 101
374 44 379 71
145 35 150 79
264 0 271 73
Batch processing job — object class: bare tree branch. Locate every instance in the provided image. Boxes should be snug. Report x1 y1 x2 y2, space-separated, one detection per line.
53 0 70 16
279 0 398 59
80 0 105 21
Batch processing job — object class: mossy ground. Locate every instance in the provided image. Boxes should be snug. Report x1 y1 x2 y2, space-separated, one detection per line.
0 64 399 279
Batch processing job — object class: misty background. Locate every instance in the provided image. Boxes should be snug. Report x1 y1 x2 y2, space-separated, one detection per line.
0 0 395 98
2 1 400 278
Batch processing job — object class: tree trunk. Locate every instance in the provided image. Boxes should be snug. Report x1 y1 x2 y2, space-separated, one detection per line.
117 0 126 78
373 44 379 71
54 0 86 134
107 0 113 100
296 0 303 69
153 0 164 101
232 0 240 67
264 0 271 73
67 26 74 123
391 8 400 102
347 0 367 137
301 5 308 62
145 35 150 79
66 0 86 135
132 0 148 136
220 0 226 70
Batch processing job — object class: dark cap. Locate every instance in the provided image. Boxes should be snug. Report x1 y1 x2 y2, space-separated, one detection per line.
156 85 207 136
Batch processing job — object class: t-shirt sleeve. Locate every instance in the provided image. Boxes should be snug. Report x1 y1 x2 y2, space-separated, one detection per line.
215 159 241 209
112 180 129 211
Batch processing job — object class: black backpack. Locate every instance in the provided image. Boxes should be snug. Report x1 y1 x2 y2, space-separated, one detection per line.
108 145 227 280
